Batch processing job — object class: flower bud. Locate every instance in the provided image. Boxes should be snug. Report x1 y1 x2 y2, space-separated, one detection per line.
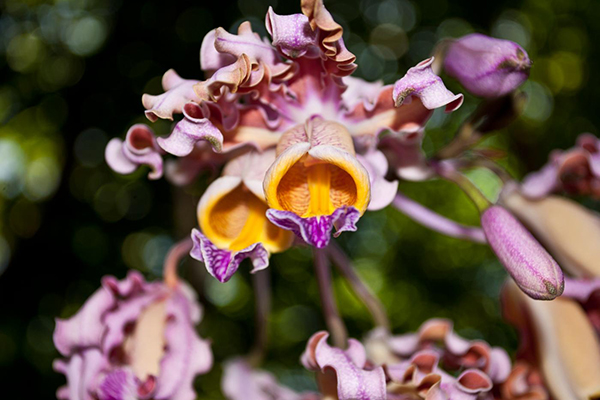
481 206 564 300
444 33 531 98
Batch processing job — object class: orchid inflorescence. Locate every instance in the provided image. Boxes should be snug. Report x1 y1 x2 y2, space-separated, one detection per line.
54 0 600 399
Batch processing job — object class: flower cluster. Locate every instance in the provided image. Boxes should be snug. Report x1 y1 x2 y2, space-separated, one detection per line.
52 0 600 399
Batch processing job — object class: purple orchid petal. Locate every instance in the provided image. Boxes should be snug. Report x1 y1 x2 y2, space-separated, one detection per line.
481 206 564 300
142 69 201 122
190 229 269 283
302 331 386 400
222 358 312 400
266 8 316 58
562 277 600 302
392 193 487 243
97 368 138 400
520 162 559 199
157 102 224 157
444 33 531 98
105 124 164 180
54 287 115 357
201 29 237 72
213 22 293 79
266 206 360 249
393 58 464 112
154 285 213 400
342 76 385 113
54 349 107 400
357 150 398 211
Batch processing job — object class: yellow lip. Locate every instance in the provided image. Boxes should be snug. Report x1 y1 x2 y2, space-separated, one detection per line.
264 119 370 218
198 176 293 253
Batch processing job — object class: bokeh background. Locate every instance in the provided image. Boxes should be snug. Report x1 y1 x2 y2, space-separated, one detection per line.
0 0 598 397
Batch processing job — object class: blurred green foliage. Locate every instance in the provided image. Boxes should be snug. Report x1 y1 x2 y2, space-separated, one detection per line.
1 0 600 398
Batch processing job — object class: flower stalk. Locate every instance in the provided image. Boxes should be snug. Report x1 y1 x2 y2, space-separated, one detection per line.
247 269 271 367
163 236 194 288
328 242 390 331
434 161 491 213
313 247 348 349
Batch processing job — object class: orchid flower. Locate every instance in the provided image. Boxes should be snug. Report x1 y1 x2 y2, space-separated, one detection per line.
502 280 600 400
53 271 212 400
191 150 294 282
107 0 464 248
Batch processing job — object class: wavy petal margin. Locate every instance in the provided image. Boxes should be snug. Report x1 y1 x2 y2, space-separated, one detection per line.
190 229 269 283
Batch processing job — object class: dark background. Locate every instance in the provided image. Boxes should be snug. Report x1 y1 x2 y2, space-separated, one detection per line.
1 0 598 397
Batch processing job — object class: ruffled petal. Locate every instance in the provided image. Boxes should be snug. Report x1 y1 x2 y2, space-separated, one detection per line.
54 287 115 357
343 61 461 141
301 0 357 77
54 349 107 400
200 29 237 72
154 286 213 400
392 57 463 111
190 229 269 283
157 102 224 157
266 206 360 248
142 70 201 122
105 124 164 180
266 8 316 58
302 331 386 400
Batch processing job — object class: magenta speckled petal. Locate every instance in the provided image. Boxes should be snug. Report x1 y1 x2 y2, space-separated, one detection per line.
190 229 269 283
393 58 463 112
97 368 138 400
266 206 360 249
105 124 164 180
266 8 316 58
142 69 201 122
481 206 564 300
444 33 531 98
302 331 386 400
157 102 224 157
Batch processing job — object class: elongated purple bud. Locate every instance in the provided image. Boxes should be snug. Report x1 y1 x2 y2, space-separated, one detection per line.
444 33 531 98
481 206 564 300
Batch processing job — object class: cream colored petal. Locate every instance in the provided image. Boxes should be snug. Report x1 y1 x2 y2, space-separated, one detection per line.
501 189 600 278
505 282 600 400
